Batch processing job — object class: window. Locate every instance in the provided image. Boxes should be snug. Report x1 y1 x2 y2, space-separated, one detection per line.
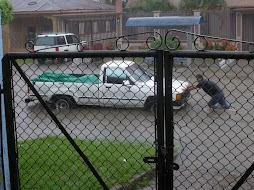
126 64 151 83
79 23 85 34
97 20 106 33
93 22 98 33
35 37 55 46
66 35 79 44
106 68 127 84
27 26 36 41
110 19 116 32
106 21 110 32
84 21 92 34
57 36 66 45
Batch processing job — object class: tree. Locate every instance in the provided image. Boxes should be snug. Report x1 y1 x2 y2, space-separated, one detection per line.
179 0 227 11
99 0 116 5
0 0 13 25
126 0 176 12
99 0 128 8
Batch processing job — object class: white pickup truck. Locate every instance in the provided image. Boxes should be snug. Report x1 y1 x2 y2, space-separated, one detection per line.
25 61 190 110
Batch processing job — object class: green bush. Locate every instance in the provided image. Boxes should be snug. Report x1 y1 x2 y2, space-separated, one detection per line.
150 35 183 50
0 0 13 25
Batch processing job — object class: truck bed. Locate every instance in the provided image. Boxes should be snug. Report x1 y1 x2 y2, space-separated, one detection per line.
31 72 100 83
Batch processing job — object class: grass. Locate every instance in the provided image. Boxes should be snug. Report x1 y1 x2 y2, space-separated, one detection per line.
14 57 145 66
15 59 36 64
18 136 155 190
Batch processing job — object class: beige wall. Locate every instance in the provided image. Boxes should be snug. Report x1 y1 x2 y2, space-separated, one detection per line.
2 25 10 54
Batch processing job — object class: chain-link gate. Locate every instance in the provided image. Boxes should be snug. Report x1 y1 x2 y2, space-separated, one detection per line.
163 30 254 190
2 49 168 189
1 31 254 190
165 50 254 190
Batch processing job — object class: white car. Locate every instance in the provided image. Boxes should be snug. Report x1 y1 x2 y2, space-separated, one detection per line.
32 33 87 64
25 60 190 110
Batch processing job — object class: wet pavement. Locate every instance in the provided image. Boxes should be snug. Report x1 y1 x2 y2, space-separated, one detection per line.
12 58 254 189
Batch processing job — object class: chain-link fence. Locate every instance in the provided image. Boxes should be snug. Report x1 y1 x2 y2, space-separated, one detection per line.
3 51 164 190
2 32 254 190
164 50 254 190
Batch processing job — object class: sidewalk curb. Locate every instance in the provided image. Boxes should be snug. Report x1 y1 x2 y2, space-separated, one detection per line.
110 151 180 190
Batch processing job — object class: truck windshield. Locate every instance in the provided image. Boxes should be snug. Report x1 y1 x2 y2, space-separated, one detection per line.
126 64 151 83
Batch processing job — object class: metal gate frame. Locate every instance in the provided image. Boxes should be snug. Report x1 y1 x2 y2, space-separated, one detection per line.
2 50 165 190
1 30 254 189
164 50 254 190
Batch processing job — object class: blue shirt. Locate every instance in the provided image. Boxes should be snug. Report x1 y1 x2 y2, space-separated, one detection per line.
196 79 222 96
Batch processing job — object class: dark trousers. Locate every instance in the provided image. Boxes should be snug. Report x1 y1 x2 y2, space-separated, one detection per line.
208 91 231 109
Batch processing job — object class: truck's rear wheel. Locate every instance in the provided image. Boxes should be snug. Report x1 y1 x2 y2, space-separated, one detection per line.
52 96 75 109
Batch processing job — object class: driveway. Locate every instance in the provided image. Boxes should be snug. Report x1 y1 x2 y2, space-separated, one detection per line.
12 58 254 189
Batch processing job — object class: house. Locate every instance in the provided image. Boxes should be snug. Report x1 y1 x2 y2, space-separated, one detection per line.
226 0 254 50
3 0 123 53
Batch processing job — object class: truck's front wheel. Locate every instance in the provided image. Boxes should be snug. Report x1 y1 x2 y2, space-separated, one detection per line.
52 96 75 109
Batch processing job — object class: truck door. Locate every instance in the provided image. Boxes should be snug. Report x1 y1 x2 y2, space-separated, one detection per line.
101 67 140 108
65 35 80 52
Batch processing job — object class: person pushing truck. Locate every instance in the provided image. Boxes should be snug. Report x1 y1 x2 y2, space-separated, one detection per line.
183 74 235 111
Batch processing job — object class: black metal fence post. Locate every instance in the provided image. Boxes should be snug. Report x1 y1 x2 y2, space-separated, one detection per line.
164 51 174 190
2 55 19 190
156 50 166 189
0 83 5 189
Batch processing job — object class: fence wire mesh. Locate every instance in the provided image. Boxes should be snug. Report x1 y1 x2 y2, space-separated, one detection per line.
171 56 254 190
3 46 254 190
9 54 159 190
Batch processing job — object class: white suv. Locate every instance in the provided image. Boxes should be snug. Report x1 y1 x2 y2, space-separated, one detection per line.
32 33 86 64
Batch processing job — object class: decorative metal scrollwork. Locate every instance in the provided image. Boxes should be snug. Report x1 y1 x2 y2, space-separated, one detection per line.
78 31 163 51
25 41 34 52
25 29 254 52
116 36 129 51
194 36 208 51
145 31 163 50
166 29 254 52
165 30 181 50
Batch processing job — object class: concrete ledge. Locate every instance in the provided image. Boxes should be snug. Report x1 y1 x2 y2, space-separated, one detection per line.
110 166 155 190
110 151 180 190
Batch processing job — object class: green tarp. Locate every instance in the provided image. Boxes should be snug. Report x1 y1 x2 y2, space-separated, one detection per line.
32 72 100 83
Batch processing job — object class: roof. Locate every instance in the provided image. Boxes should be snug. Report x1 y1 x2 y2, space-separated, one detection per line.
226 0 254 8
126 16 204 27
104 60 135 68
37 33 75 36
9 0 115 12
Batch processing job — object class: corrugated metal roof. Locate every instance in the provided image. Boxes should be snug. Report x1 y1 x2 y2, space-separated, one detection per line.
126 16 204 27
9 0 115 12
